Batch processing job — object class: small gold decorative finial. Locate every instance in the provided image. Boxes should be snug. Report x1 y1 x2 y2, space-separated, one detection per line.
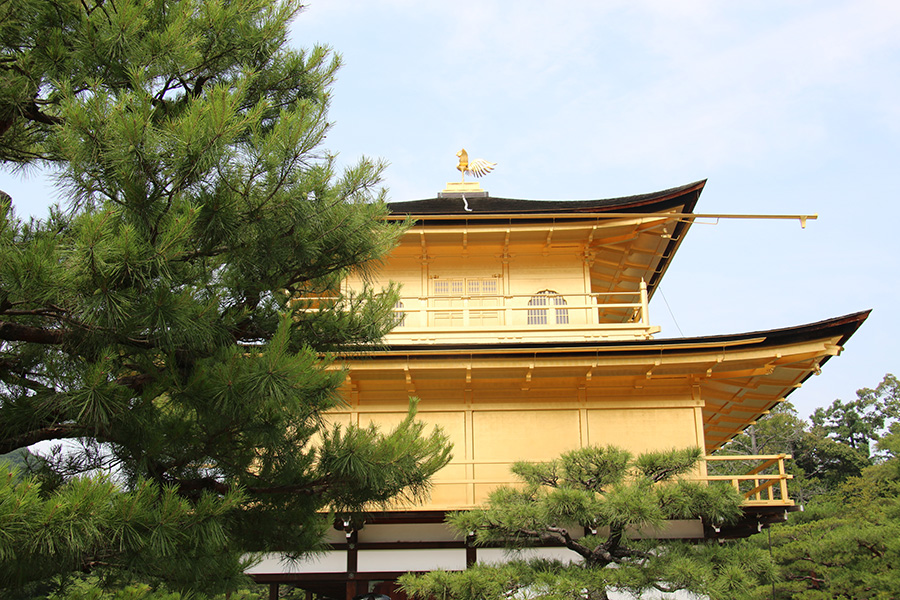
456 148 496 182
440 149 495 198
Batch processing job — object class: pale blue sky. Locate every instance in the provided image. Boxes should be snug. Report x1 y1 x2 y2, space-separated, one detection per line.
2 0 898 418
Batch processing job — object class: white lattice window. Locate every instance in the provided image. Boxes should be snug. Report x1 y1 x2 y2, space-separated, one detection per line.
393 300 406 327
433 279 465 296
431 277 501 327
432 277 500 298
467 278 498 296
527 290 569 325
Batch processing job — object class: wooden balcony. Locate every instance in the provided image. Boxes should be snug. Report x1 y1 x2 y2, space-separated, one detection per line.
704 454 794 506
385 282 658 344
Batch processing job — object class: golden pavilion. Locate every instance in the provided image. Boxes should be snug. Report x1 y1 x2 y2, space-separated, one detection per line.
249 179 868 600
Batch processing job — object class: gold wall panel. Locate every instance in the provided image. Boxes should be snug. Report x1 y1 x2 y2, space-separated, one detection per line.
586 407 700 454
472 409 582 488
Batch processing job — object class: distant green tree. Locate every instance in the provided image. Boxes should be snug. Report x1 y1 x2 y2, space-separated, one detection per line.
400 446 774 600
722 401 807 457
811 374 899 456
791 430 870 493
877 421 900 463
0 0 451 595
0 448 29 470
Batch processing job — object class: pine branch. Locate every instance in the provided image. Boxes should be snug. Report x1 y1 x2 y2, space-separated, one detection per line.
114 371 156 391
176 476 331 499
786 572 826 585
0 424 91 455
607 526 624 555
19 102 63 126
0 2 450 591
0 369 57 394
544 525 596 562
0 321 66 344
857 540 885 558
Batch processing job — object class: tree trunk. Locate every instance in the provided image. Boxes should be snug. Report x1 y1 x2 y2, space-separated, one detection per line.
749 425 759 454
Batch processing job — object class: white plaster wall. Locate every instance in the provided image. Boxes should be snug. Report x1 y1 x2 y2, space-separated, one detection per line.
357 548 466 572
477 547 583 565
245 551 346 574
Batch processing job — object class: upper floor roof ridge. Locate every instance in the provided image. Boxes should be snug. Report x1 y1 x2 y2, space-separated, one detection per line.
387 180 707 217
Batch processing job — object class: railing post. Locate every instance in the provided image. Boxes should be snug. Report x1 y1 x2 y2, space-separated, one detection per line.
778 454 789 501
639 279 649 325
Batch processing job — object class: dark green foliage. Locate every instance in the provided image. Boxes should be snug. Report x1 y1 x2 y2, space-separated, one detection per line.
791 430 871 492
0 0 452 595
633 446 702 482
401 446 765 600
0 472 249 592
718 401 808 457
48 578 185 600
10 577 305 600
714 375 900 598
748 458 900 599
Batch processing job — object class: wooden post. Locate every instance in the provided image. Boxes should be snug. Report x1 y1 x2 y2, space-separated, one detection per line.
346 579 367 600
346 529 358 576
639 279 649 326
778 454 789 501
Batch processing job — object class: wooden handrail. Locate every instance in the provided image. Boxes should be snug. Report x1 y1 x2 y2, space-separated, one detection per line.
426 454 795 507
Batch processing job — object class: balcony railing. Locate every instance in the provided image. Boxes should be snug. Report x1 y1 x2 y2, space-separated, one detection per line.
422 454 794 510
385 281 657 342
703 454 794 506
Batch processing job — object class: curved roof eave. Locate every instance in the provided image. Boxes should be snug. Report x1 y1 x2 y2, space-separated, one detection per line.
387 180 706 217
348 310 871 360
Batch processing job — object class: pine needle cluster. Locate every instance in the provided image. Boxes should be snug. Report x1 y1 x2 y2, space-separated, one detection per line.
0 0 452 594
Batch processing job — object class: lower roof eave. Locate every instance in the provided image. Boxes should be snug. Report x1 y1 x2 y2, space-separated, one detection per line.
710 504 803 539
345 310 871 360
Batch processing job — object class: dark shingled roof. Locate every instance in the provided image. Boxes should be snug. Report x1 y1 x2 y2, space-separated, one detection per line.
357 310 871 359
387 180 706 217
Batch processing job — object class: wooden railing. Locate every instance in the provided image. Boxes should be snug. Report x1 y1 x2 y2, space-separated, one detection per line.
297 282 658 341
423 454 794 510
383 282 655 341
701 454 794 506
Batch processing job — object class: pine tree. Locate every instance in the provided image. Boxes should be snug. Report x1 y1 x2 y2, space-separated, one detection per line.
0 0 451 594
400 446 775 600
